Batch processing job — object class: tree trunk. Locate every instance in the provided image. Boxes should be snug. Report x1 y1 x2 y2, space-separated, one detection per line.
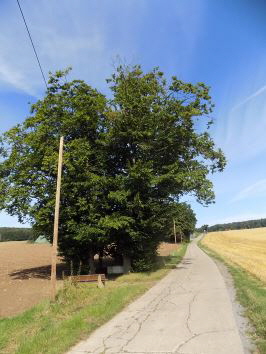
89 251 96 274
98 249 104 271
123 255 131 274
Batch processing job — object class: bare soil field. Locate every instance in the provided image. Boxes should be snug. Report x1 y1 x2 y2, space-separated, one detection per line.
0 241 64 318
0 241 179 318
202 228 266 282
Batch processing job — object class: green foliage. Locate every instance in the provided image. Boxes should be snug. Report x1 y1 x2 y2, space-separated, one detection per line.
0 227 33 242
170 202 197 242
0 65 225 270
101 65 225 268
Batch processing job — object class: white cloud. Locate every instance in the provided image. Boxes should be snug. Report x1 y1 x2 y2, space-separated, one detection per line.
0 0 206 96
0 6 106 94
231 84 266 112
0 0 140 95
222 84 266 162
171 0 206 69
231 179 266 202
0 60 32 93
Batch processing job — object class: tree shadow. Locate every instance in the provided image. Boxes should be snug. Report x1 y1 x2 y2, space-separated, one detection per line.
9 263 68 280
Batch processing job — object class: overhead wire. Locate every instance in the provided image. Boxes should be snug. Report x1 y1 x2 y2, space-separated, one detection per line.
16 0 48 90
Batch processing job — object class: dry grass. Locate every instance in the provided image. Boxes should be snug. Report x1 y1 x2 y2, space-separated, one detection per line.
157 242 180 256
202 228 266 282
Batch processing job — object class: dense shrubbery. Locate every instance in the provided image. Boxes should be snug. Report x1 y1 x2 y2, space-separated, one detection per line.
0 227 33 242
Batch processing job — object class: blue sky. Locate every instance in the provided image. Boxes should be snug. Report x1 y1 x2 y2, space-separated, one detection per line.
1 0 266 227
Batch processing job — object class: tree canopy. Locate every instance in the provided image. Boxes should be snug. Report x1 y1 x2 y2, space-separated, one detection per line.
0 65 226 271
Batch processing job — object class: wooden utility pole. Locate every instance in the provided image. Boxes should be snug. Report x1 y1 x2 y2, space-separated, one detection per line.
51 136 64 301
173 219 177 244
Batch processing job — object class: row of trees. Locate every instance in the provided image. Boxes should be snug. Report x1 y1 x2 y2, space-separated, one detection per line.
0 227 33 242
168 203 197 242
199 218 266 233
0 65 225 271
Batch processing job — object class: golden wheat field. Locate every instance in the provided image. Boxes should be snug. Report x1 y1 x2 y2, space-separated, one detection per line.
202 228 266 283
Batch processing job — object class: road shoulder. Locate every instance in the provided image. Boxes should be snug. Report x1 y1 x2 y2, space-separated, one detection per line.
199 241 257 354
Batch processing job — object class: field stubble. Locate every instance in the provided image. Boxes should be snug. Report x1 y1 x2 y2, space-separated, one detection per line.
202 228 266 283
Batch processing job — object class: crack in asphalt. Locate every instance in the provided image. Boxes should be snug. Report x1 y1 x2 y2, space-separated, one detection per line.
67 242 246 354
98 279 191 353
97 258 196 354
120 285 173 353
185 292 199 336
173 328 236 354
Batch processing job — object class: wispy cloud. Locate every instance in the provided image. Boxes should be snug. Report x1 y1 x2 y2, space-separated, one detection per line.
0 0 148 96
0 1 108 95
231 179 266 202
231 84 266 112
0 0 206 96
221 81 266 162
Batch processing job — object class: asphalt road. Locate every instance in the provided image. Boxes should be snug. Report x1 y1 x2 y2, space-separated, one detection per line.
67 239 246 354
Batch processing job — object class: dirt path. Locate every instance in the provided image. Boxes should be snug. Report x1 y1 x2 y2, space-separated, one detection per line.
67 239 248 354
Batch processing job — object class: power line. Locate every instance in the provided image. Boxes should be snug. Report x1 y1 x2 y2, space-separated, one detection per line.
16 0 48 90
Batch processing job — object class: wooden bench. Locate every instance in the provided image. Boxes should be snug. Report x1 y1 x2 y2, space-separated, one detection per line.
69 274 106 286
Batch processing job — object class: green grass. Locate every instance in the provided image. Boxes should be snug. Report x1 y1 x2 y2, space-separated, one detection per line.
199 241 266 354
0 243 187 354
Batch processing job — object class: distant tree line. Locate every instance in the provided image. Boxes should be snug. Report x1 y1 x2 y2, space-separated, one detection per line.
0 227 34 242
165 202 197 243
197 218 266 233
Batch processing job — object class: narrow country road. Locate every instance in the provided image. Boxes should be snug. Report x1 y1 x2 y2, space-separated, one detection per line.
67 238 245 354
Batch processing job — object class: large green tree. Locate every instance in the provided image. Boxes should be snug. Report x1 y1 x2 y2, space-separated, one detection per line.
100 65 225 269
0 66 226 271
0 69 109 269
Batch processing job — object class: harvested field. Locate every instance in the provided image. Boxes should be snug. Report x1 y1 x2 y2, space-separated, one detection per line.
0 241 179 318
202 228 266 282
157 242 180 256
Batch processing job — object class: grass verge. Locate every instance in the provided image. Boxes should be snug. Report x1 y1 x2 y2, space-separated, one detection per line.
0 243 187 354
199 241 266 353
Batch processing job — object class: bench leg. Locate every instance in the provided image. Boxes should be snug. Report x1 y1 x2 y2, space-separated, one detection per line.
97 274 104 288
